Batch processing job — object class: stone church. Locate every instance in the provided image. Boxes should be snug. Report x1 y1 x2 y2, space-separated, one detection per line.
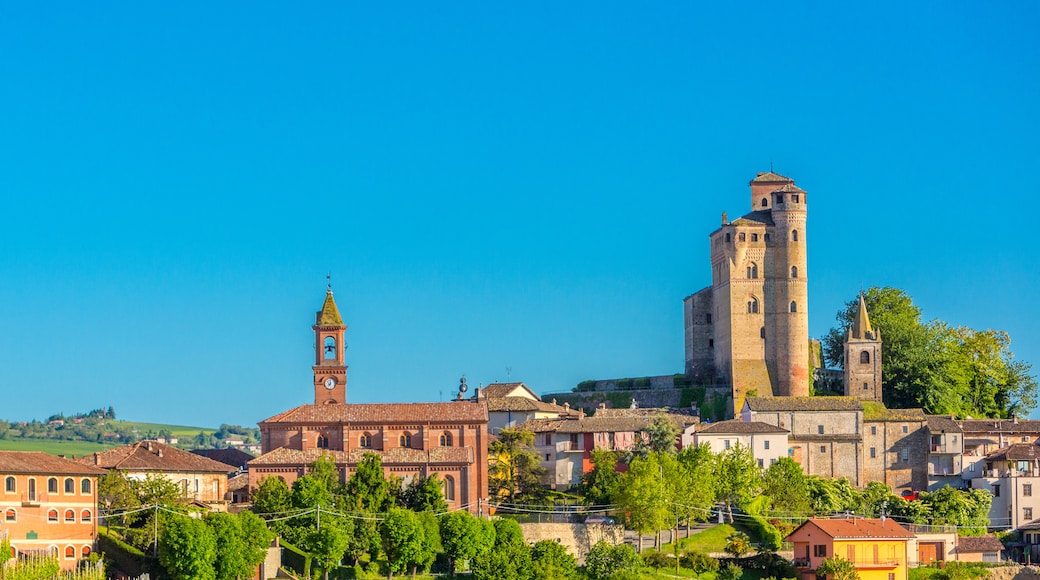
247 288 490 514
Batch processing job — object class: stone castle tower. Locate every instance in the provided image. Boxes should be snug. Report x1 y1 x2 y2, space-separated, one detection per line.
684 172 810 415
313 287 348 405
844 293 882 402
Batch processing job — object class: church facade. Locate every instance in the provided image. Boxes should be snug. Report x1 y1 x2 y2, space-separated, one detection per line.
247 289 490 514
684 172 811 414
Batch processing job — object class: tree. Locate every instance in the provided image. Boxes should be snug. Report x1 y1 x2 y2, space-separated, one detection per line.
632 414 680 458
616 452 669 551
806 476 859 515
714 443 761 522
817 556 859 580
675 443 717 527
471 519 533 580
583 541 640 579
489 428 548 503
207 512 248 580
577 448 623 507
724 532 752 557
305 524 350 580
236 511 276 576
718 563 745 580
530 540 578 580
919 485 992 533
398 474 448 513
762 457 811 518
439 510 492 572
159 515 217 580
414 512 442 576
345 453 392 512
381 508 425 579
252 475 292 534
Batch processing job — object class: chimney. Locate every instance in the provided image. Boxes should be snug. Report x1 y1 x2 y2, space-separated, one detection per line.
599 403 607 409
145 441 152 452
551 398 557 405
578 409 586 420
564 402 570 412
158 449 163 458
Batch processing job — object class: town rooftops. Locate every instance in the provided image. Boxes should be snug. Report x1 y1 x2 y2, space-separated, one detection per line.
926 415 963 433
984 443 1040 462
0 451 107 476
260 401 488 425
478 382 538 400
485 397 572 414
249 445 472 467
786 517 914 541
515 414 688 435
956 535 1004 553
75 440 235 473
744 396 863 412
697 420 788 435
191 448 255 471
862 403 926 422
960 419 1040 435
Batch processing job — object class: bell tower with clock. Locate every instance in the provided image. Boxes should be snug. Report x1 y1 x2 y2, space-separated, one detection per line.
313 286 348 405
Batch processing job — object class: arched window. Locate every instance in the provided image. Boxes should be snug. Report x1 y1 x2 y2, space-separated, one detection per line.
440 432 453 447
359 433 372 448
323 336 336 360
443 476 455 501
64 545 75 559
790 301 797 313
81 509 92 523
81 479 91 494
64 509 75 522
761 198 768 207
48 477 58 494
4 508 15 522
47 509 58 523
860 351 871 364
82 546 91 557
791 266 798 278
792 229 799 241
4 476 14 493
64 478 74 494
746 297 759 314
316 434 329 449
746 263 758 279
399 433 412 448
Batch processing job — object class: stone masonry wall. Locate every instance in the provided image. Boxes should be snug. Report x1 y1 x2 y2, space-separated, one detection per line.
519 523 625 563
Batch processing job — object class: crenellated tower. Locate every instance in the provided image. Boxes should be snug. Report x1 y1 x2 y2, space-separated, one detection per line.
313 287 348 405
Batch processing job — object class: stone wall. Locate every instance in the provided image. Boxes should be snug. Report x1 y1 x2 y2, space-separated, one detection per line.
986 565 1040 580
544 387 732 421
519 523 625 563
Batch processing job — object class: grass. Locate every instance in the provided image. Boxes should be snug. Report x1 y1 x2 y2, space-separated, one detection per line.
661 524 740 554
0 438 116 455
110 420 217 438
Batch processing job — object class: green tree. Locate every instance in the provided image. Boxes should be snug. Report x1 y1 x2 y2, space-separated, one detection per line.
207 512 247 580
251 475 292 534
583 541 640 579
724 532 752 557
159 515 218 580
817 556 859 580
806 477 859 515
398 474 447 513
762 457 811 518
237 511 276 576
616 452 669 551
304 524 350 580
345 453 392 512
471 518 533 580
714 443 761 522
920 485 992 533
381 508 425 579
530 540 578 580
578 448 623 507
675 443 717 527
439 510 494 572
632 414 680 458
718 563 745 580
489 428 548 503
414 511 442 576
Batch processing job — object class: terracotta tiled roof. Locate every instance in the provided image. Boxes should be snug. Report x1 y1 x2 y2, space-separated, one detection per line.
698 420 788 435
731 211 774 226
486 397 571 414
191 448 255 470
927 416 963 433
751 172 794 183
515 414 689 435
773 182 805 193
957 535 1004 553
75 441 233 473
261 401 488 425
787 518 914 541
745 396 863 412
316 289 343 325
248 446 472 466
960 419 1040 434
227 473 250 492
0 451 107 476
480 382 537 399
594 408 698 419
984 443 1040 462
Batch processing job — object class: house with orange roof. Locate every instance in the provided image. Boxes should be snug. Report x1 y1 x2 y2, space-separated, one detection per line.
0 451 106 571
786 517 913 580
472 382 574 433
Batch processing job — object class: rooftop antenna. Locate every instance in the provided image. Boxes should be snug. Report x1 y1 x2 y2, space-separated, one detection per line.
506 366 512 381
770 160 774 173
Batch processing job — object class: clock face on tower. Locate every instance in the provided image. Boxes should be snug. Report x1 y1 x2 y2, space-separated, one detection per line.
324 377 337 390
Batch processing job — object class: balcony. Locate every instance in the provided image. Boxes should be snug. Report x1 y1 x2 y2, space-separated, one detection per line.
851 559 900 569
792 558 811 569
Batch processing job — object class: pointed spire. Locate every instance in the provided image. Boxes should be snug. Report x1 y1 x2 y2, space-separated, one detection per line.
316 289 343 325
851 293 874 340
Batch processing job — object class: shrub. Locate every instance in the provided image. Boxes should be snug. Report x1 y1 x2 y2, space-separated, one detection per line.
584 541 640 579
681 549 719 574
718 563 745 580
641 549 672 569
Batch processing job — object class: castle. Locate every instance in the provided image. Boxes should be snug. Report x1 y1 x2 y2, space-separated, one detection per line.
683 172 881 414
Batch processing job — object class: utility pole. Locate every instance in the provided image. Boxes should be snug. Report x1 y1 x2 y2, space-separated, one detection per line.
153 504 158 557
316 505 321 530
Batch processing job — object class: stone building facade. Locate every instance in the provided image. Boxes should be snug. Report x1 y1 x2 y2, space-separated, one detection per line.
845 294 883 401
247 289 490 514
862 408 929 491
684 172 810 415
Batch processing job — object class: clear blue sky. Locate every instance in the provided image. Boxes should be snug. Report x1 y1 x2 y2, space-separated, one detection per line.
1 2 1037 427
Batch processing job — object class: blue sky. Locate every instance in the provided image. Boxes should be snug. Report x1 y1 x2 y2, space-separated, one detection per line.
1 2 1037 427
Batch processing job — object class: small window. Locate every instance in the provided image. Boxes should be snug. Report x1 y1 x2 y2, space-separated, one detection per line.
861 351 871 364
760 327 766 339
901 448 909 461
871 426 877 435
359 433 372 448
764 440 770 450
545 454 550 461
818 425 824 435
725 233 731 242
953 435 958 442
1027 507 1034 520
757 459 764 468
792 194 800 203
776 195 784 205
443 476 455 501
969 463 975 472
746 263 758 279
761 198 768 207
724 440 731 449
790 301 797 313
706 313 712 324
323 336 336 360
400 433 412 448
65 509 75 522
870 447 877 458
903 425 909 434
751 233 759 242
864 382 869 390
820 445 827 453
48 478 58 494
994 484 1000 497
708 339 714 348
82 546 91 557
81 509 92 523
316 434 329 449
791 266 798 278
888 574 895 580
4 509 15 521
48 509 58 523
1026 484 1034 497
792 229 799 241
440 432 453 447
4 476 14 493
64 546 75 559
747 298 760 314
544 433 552 446
81 479 91 494
739 232 746 242
1024 436 1031 443
64 478 74 494
814 545 827 557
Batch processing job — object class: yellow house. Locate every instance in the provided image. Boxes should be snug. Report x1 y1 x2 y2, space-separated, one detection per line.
786 517 914 580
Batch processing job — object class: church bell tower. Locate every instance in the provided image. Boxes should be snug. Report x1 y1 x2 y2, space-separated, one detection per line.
313 286 348 405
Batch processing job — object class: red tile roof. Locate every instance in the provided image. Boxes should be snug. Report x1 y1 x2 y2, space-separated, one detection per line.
697 420 788 434
957 535 1004 553
260 402 487 425
0 451 107 476
248 446 473 466
787 518 914 541
75 441 234 474
751 172 794 183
